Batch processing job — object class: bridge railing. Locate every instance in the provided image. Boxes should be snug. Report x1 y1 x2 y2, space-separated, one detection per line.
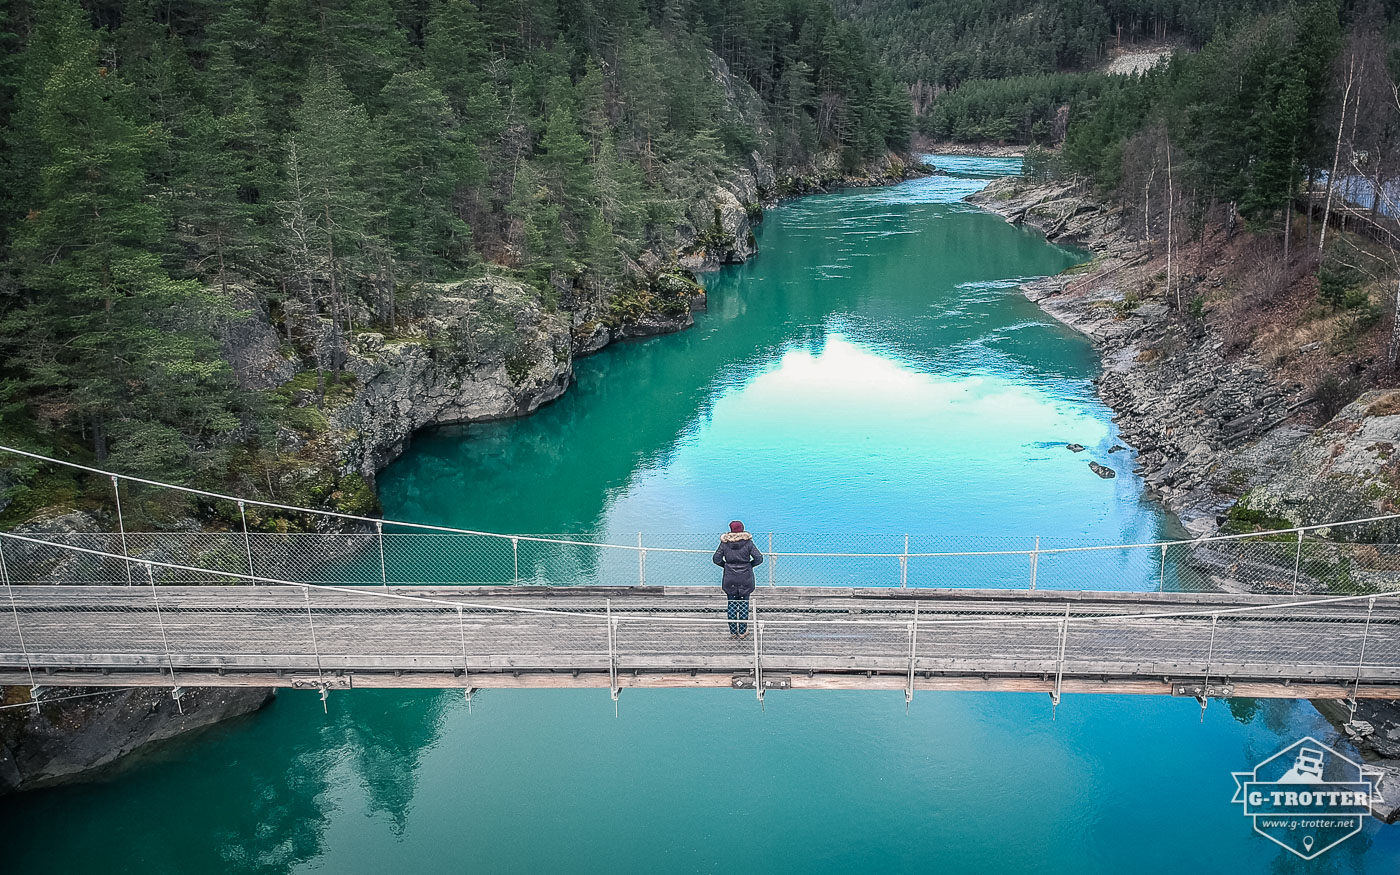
1 532 1398 711
4 443 1400 596
4 527 1400 598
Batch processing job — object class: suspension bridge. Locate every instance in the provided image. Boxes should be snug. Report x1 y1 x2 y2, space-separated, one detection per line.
0 445 1398 710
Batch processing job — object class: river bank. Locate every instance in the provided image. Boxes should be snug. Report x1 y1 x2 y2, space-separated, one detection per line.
0 148 926 796
911 136 1028 158
967 177 1320 536
243 149 929 488
967 174 1400 817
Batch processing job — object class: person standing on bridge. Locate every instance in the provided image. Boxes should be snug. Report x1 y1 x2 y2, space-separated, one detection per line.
714 521 763 638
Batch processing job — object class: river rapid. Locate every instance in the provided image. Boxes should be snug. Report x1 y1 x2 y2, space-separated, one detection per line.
4 157 1398 873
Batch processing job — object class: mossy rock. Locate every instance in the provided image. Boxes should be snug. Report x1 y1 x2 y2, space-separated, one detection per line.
1220 501 1296 537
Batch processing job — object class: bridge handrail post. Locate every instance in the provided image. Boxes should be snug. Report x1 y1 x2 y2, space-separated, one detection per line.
238 501 255 586
605 598 618 701
0 538 39 711
1291 530 1304 595
906 601 919 707
1199 613 1219 722
1158 544 1167 592
511 537 519 583
637 532 646 587
304 588 327 713
112 475 133 587
1349 598 1376 725
1052 604 1069 710
145 562 182 714
457 605 471 698
752 600 762 702
900 534 909 588
767 533 774 587
376 522 388 591
1029 536 1040 591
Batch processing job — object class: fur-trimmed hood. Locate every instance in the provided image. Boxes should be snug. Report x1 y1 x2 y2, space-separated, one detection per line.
720 531 753 543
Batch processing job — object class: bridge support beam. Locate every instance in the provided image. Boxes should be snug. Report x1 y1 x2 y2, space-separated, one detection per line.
6 669 1395 699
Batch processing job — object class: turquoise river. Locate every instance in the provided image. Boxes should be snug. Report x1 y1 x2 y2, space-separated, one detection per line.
4 157 1398 873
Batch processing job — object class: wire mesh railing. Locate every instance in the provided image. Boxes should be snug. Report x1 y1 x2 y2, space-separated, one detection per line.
5 528 1400 597
1 529 1398 720
6 443 1400 596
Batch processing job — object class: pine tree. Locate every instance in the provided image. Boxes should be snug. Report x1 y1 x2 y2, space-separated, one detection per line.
4 11 239 470
376 70 474 283
286 65 379 369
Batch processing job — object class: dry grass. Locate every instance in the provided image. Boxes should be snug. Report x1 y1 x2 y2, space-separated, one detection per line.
1367 392 1400 417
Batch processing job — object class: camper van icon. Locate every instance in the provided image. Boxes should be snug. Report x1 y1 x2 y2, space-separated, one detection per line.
1231 737 1381 860
1278 747 1326 783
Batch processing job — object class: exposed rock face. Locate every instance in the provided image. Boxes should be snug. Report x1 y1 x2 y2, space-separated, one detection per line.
969 177 1312 536
320 278 573 479
970 176 1400 818
220 283 298 391
1235 390 1400 537
777 149 918 196
0 687 273 794
677 149 920 273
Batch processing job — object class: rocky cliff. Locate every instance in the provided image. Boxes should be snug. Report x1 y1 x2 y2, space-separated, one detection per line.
0 145 926 796
969 174 1400 820
325 278 574 479
0 686 272 794
968 177 1315 536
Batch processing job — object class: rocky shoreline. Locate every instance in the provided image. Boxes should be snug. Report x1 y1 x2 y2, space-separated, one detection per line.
0 149 925 796
966 177 1319 536
223 148 929 487
967 174 1400 821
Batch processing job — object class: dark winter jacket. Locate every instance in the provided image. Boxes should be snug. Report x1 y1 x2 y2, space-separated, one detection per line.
713 531 764 597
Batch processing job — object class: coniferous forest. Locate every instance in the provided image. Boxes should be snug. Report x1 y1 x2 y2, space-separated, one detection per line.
837 0 1399 153
0 0 912 495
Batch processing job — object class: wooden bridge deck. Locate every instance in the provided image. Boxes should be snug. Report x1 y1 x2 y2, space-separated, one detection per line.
2 585 1397 698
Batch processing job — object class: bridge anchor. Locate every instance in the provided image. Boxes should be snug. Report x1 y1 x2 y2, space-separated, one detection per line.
731 675 791 691
1172 682 1235 700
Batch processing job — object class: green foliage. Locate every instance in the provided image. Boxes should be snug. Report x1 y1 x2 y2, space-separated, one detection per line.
837 0 1292 88
331 472 379 515
0 0 911 501
925 73 1112 144
1318 260 1367 310
1223 502 1295 534
1 1 242 477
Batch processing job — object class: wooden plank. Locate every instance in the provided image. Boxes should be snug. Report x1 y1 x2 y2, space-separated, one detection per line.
3 584 1396 693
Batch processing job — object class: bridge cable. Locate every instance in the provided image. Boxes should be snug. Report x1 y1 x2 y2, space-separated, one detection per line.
1199 614 1219 723
146 562 183 715
1349 598 1376 728
0 538 38 711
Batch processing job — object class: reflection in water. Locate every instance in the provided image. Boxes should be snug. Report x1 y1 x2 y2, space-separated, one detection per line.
4 159 1399 874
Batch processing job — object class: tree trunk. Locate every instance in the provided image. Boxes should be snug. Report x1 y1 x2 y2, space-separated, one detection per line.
1304 168 1314 247
1166 137 1176 310
1320 55 1357 259
1283 201 1292 265
1143 167 1154 244
384 254 396 332
1390 276 1400 370
324 203 345 377
92 414 107 461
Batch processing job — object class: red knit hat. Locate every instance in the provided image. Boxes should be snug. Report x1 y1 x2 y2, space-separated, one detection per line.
729 520 744 533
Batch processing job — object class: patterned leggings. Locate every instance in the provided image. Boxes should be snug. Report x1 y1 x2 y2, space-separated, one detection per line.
727 597 750 635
